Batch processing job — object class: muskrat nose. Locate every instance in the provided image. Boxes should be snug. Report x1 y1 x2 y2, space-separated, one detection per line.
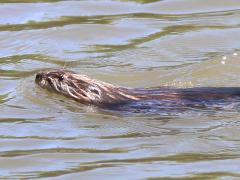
35 72 43 83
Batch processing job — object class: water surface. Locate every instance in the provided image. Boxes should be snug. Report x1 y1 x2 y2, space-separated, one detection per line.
1 0 240 179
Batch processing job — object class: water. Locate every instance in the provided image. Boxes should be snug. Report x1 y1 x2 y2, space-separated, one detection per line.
1 0 240 179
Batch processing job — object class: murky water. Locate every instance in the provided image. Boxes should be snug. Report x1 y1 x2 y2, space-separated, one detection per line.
1 0 240 179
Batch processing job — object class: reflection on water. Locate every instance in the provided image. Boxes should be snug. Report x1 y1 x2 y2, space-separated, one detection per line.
0 0 240 179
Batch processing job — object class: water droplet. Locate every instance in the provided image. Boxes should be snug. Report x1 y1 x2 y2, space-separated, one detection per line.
221 60 225 65
233 52 238 56
222 56 227 60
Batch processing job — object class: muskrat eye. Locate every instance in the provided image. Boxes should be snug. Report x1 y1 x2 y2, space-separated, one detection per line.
59 75 64 81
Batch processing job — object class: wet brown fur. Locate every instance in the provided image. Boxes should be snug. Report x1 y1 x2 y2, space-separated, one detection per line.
35 70 240 108
35 70 142 107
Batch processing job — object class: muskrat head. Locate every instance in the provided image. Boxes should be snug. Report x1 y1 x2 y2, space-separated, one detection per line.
35 70 103 105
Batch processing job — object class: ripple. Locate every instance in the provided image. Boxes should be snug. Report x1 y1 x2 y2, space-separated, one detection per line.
1 0 240 179
0 16 113 32
0 147 129 157
0 117 52 124
84 152 240 164
0 0 62 2
0 93 12 104
149 172 240 180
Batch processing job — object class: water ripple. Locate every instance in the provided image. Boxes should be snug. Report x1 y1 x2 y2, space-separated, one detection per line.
1 0 240 179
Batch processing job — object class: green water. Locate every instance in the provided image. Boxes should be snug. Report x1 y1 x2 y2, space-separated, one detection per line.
1 0 240 179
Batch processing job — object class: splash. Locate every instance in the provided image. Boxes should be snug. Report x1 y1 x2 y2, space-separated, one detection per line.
221 56 227 65
221 52 239 65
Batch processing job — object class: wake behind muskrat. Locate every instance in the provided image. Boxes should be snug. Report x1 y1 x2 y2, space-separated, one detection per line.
35 69 240 113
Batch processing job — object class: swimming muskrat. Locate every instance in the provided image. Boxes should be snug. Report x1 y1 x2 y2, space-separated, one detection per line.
35 69 240 113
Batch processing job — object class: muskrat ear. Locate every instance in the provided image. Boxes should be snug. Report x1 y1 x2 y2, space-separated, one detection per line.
89 86 100 95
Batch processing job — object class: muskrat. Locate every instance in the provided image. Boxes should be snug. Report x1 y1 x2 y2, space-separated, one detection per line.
35 69 240 113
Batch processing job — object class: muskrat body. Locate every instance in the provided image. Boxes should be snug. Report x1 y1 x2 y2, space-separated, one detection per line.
35 70 240 113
